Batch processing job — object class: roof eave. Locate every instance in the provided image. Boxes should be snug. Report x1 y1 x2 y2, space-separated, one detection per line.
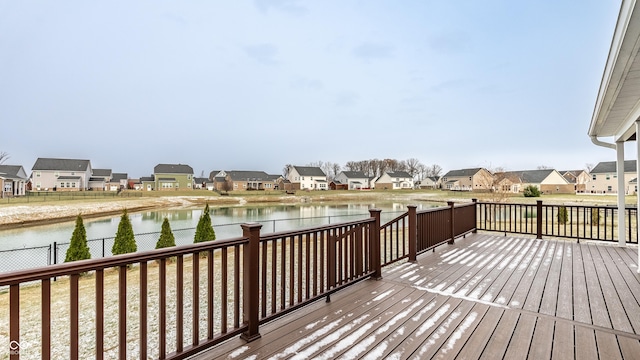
589 0 640 140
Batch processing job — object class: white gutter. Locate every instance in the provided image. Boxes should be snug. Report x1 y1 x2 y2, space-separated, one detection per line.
590 135 617 149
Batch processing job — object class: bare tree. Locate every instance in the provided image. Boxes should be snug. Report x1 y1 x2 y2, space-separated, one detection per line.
405 158 421 178
425 164 442 178
537 165 551 170
0 151 9 164
282 164 292 179
585 163 594 172
332 163 341 178
222 177 233 193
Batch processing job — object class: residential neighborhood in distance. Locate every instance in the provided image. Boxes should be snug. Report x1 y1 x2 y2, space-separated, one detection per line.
0 156 638 198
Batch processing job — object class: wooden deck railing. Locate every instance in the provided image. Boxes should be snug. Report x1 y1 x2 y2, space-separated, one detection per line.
0 205 476 359
476 200 639 243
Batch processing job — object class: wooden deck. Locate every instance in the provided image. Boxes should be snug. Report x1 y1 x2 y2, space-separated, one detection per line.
192 233 640 359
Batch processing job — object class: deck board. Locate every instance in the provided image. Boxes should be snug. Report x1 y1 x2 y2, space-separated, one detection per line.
528 316 555 360
551 321 574 359
556 242 574 320
582 244 611 328
572 242 592 324
588 244 633 332
455 306 505 359
191 234 640 360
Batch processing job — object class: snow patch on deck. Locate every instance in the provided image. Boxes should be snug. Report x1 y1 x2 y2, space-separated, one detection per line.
229 346 249 358
441 312 478 353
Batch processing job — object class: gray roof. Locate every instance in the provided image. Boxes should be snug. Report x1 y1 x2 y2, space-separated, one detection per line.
443 168 485 177
225 170 271 181
501 169 555 184
591 160 636 174
560 170 586 176
154 163 193 174
386 171 413 178
0 165 27 180
140 176 154 182
32 158 91 171
341 171 367 178
112 173 128 181
57 176 81 180
293 166 326 177
194 177 212 184
92 168 112 177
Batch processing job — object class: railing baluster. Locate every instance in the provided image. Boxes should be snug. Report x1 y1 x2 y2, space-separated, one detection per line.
280 238 286 310
234 245 240 329
261 241 267 318
96 270 104 360
207 249 214 340
140 262 147 359
118 265 127 359
159 259 166 359
70 274 79 360
10 285 19 360
176 255 184 353
192 254 199 346
289 235 295 306
305 233 311 300
271 240 277 315
221 248 228 334
42 278 51 360
298 233 303 303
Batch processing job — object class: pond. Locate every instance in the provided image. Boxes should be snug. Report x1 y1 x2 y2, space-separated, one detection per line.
0 201 439 272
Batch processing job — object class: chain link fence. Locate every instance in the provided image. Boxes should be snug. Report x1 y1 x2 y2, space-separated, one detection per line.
0 212 392 274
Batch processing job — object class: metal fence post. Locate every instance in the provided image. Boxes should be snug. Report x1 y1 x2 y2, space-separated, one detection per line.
102 238 105 258
408 205 417 262
448 202 455 244
368 209 382 280
536 200 543 239
240 223 262 342
472 199 478 233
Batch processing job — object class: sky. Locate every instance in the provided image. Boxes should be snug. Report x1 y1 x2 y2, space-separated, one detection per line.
0 0 627 178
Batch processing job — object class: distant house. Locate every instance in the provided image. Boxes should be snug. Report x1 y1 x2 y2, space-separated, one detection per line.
374 171 414 190
154 164 194 190
418 176 440 189
89 168 112 191
498 169 572 194
31 158 92 191
560 170 591 193
334 171 370 190
441 168 493 191
210 170 279 191
140 176 155 191
110 173 128 191
329 180 348 190
0 165 28 197
286 166 327 190
194 177 214 190
589 160 637 194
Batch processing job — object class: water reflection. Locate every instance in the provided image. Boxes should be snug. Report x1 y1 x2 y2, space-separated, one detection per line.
0 201 437 252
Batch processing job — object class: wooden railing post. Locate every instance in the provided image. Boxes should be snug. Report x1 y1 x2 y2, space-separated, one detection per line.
408 205 417 262
448 201 455 244
241 223 262 342
472 199 478 233
369 209 382 280
536 200 543 239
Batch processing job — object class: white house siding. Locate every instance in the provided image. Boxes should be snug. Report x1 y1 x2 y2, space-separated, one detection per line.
589 173 636 194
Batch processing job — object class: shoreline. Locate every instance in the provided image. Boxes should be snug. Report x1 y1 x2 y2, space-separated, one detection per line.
0 191 621 231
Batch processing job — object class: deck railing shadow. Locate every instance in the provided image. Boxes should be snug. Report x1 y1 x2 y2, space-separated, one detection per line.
1 199 633 359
